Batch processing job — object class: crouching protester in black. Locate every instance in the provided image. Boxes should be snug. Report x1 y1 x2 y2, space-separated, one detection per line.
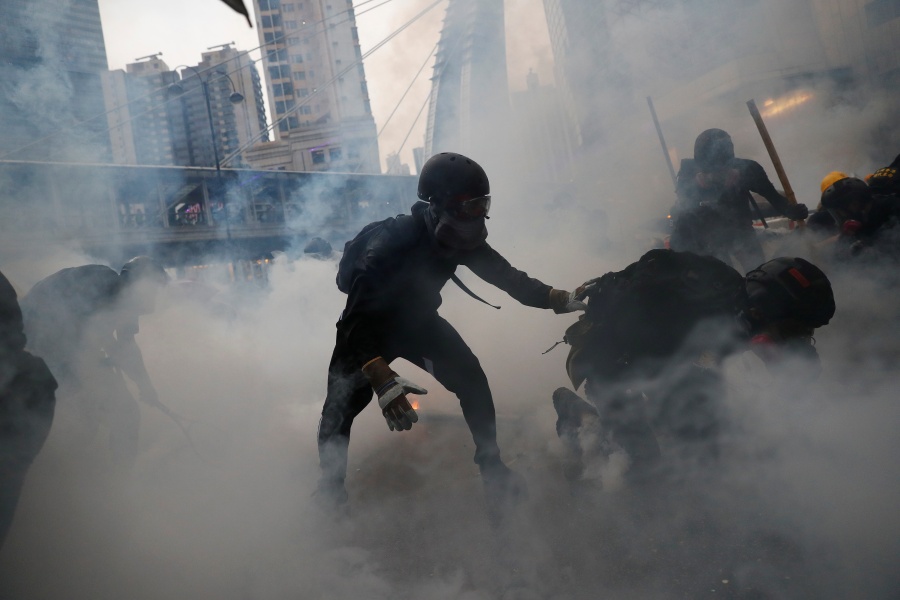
21 257 169 470
551 251 834 486
317 152 588 509
0 269 57 550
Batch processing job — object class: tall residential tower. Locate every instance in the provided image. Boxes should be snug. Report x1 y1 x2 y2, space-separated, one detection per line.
245 0 380 173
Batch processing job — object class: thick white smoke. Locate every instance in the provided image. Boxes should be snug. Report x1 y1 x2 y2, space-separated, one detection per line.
2 1 899 599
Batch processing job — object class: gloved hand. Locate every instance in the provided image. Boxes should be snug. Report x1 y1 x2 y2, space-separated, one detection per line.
784 203 809 221
361 357 427 431
549 286 589 314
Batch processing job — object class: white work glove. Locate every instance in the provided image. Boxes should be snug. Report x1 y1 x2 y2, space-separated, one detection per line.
376 377 427 431
549 284 593 314
362 357 428 432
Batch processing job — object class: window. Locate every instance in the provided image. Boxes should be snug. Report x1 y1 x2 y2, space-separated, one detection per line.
266 49 287 62
291 54 304 64
278 121 288 133
275 100 285 114
288 116 299 129
294 71 306 80
329 147 342 161
259 0 269 9
311 149 326 164
287 36 299 45
285 20 298 30
264 32 275 44
262 15 272 27
283 3 295 11
300 105 312 115
269 66 282 80
272 14 282 26
298 87 309 97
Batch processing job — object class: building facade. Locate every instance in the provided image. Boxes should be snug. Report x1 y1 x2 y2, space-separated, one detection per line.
509 70 575 183
424 0 510 159
101 46 269 169
245 0 380 173
0 0 111 161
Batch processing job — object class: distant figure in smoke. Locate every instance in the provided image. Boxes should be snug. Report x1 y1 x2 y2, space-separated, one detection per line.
0 269 57 549
552 251 834 485
303 237 334 259
318 152 589 510
670 129 809 270
21 257 169 469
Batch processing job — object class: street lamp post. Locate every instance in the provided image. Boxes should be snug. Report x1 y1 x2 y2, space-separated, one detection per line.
169 67 244 277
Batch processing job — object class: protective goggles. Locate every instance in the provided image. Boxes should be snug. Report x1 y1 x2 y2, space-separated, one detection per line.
444 195 491 219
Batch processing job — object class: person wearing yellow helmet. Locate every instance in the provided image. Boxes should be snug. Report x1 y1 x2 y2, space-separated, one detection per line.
806 171 850 234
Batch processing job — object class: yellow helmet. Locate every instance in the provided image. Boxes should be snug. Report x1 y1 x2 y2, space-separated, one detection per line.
820 171 849 194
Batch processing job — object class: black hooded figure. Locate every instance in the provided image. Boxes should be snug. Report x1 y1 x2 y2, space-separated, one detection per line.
0 269 57 549
670 129 809 270
317 152 589 511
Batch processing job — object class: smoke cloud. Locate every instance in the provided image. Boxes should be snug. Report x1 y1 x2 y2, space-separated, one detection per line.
2 1 899 599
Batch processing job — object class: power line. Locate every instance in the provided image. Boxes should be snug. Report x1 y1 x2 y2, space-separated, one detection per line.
220 0 446 168
376 42 437 138
0 0 390 161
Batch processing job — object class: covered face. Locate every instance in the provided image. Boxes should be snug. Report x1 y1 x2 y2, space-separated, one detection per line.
425 193 490 250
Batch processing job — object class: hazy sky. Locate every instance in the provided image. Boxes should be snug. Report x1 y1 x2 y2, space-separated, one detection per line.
98 0 554 171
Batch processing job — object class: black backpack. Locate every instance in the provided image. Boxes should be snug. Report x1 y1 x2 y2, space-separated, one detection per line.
565 250 747 385
335 217 394 294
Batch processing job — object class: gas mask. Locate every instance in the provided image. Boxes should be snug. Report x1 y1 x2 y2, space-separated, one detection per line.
424 202 488 251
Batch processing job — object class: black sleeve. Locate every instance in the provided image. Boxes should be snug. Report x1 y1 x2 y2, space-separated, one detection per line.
0 270 26 354
744 160 792 214
463 243 553 309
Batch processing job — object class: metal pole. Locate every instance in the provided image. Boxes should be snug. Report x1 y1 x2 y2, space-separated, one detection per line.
647 96 678 187
201 80 221 173
201 76 234 277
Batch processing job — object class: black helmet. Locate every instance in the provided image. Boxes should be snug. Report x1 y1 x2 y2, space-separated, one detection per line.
120 256 169 286
694 129 734 170
745 257 835 328
820 176 871 211
417 152 490 204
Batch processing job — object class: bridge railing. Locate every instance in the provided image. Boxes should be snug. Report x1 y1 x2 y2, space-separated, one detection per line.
0 160 415 261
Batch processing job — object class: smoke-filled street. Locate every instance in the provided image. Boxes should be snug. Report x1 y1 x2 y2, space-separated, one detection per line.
2 0 900 599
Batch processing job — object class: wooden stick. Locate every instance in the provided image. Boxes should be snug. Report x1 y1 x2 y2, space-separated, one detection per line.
747 99 798 206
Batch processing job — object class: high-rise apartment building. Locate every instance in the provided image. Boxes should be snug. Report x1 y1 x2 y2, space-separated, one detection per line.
244 0 380 173
0 0 111 161
102 46 268 168
424 0 510 158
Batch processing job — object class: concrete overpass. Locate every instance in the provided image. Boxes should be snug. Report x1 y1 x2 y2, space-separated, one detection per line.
0 160 416 267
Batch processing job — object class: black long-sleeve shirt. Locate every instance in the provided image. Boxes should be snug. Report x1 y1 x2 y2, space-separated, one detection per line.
338 201 553 367
674 158 793 226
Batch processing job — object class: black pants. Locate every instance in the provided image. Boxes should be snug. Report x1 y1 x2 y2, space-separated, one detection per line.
585 362 723 478
318 314 500 485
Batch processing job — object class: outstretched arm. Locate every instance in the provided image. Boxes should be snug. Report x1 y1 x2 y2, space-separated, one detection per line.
109 331 161 408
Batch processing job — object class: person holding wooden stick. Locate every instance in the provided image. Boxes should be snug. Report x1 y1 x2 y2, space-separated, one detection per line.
669 129 809 270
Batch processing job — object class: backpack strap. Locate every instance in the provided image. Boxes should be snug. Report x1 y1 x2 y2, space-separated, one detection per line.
450 273 501 309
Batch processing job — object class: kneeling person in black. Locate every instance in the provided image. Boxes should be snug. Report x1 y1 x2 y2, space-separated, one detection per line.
318 152 587 508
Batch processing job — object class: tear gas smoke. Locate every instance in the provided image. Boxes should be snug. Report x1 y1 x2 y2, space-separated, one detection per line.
1 1 899 599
